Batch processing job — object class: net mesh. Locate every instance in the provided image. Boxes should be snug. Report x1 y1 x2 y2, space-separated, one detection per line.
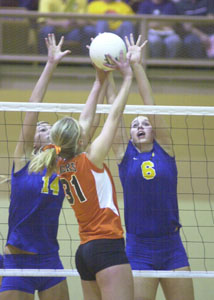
0 103 214 279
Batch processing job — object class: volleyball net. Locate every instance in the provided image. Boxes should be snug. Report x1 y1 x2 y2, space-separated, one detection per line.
0 102 214 279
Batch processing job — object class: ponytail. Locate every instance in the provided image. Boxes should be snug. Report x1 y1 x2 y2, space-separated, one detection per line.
29 117 81 176
29 146 58 176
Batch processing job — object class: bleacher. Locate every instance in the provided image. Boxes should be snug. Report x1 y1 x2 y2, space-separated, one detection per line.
0 7 214 83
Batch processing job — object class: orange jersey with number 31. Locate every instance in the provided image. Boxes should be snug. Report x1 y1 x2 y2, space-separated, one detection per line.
58 153 124 244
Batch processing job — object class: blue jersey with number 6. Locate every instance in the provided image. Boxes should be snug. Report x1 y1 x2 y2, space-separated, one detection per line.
7 162 65 254
119 140 181 237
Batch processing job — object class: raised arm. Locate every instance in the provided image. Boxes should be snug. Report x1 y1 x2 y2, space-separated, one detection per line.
14 34 70 172
126 34 173 156
78 67 109 149
88 77 108 142
106 73 129 163
87 52 133 168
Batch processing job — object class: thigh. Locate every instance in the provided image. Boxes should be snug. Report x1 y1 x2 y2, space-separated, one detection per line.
160 266 194 300
39 279 69 300
76 239 129 281
96 264 134 300
0 275 35 294
36 252 67 294
134 277 159 300
126 234 154 271
0 290 34 300
81 280 102 300
160 233 190 270
128 231 189 271
1 255 37 295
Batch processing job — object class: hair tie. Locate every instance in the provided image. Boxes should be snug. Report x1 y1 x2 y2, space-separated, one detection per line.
42 144 61 155
54 145 61 155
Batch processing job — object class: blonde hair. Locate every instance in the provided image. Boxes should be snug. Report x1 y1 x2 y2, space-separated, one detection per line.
29 117 81 176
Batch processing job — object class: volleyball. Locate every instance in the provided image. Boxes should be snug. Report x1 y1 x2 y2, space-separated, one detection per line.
89 32 127 71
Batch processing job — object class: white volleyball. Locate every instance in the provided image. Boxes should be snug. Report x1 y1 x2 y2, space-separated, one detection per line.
89 32 127 71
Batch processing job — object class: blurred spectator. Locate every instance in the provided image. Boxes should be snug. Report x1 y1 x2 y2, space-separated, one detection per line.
0 0 36 55
0 0 18 6
87 0 135 40
18 1 39 54
18 0 38 10
38 0 94 54
123 0 142 13
176 0 214 58
137 0 182 58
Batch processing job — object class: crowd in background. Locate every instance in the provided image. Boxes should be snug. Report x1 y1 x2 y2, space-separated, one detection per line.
0 1 214 61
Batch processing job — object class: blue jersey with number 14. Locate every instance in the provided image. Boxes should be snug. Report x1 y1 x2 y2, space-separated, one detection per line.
7 162 65 254
119 140 181 237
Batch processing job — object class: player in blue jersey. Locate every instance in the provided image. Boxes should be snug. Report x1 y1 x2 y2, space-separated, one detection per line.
0 33 71 300
106 34 195 300
0 32 111 300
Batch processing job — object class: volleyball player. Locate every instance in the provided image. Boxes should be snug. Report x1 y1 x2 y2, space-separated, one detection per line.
0 33 109 300
0 33 71 300
28 52 134 300
107 34 195 300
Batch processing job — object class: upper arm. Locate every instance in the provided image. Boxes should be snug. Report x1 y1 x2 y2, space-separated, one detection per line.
111 117 129 163
86 54 132 167
105 74 129 163
149 115 174 156
87 106 130 167
13 111 38 172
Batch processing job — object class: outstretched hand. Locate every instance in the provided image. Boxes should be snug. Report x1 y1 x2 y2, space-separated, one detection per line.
104 50 133 79
125 33 148 65
45 33 71 64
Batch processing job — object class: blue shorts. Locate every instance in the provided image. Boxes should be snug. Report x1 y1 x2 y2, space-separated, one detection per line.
126 231 189 270
0 254 3 268
0 252 66 294
76 238 129 281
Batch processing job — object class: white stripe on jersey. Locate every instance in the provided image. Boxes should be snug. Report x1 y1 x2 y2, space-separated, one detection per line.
91 169 119 216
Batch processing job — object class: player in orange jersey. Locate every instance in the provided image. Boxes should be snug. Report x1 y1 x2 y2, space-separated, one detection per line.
29 51 134 300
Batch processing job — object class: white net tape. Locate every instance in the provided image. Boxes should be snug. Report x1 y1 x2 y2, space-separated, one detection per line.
1 269 214 278
0 102 214 115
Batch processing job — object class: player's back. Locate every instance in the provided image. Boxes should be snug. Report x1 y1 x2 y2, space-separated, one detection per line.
59 153 123 244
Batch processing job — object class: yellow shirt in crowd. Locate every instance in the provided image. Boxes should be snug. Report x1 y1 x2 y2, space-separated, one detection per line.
39 0 87 14
87 1 134 30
